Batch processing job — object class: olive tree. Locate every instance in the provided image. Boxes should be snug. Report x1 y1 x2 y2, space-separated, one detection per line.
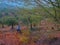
5 17 18 29
0 18 5 28
0 19 4 28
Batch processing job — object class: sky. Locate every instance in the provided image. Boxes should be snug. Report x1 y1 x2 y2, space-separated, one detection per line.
0 0 24 7
0 0 36 9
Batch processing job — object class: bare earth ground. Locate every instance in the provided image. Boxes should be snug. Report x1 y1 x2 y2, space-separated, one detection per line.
0 20 60 45
0 29 60 45
0 29 21 45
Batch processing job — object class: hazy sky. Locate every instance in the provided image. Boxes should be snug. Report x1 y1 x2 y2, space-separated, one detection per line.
0 0 24 7
0 0 36 8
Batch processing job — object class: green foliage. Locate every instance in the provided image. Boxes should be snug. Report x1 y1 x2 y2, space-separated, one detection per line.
30 15 43 24
0 19 3 24
0 17 5 24
4 16 18 26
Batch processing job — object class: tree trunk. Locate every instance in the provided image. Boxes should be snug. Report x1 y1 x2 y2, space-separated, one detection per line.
2 24 4 28
11 24 14 29
30 23 33 30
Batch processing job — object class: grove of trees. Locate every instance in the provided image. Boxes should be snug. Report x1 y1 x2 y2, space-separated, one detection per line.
0 0 60 30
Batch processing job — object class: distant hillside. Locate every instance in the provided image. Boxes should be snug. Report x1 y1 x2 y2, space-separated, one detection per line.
0 1 23 17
